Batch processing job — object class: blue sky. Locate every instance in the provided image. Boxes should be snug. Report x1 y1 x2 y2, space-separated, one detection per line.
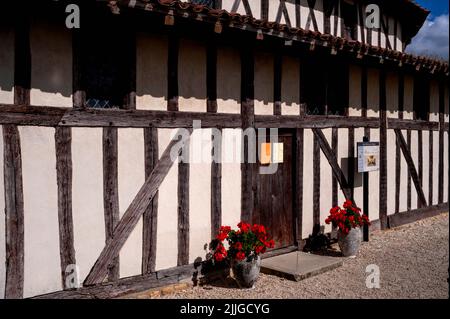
415 0 449 17
406 1 449 60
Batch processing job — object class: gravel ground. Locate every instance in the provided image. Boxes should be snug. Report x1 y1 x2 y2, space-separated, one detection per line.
160 213 449 299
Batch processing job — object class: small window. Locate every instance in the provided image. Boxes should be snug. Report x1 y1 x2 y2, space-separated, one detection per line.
80 9 134 109
301 56 327 115
327 61 349 116
301 55 348 116
413 76 430 120
342 1 358 40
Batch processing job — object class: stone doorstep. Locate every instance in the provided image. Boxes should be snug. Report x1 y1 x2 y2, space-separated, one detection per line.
118 279 193 299
260 251 344 282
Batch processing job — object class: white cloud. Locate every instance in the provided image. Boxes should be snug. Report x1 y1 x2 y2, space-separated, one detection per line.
406 14 449 61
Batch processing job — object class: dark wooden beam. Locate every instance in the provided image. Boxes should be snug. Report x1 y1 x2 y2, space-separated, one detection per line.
348 127 355 198
275 0 292 28
312 128 353 201
102 127 120 281
395 135 401 214
428 131 433 206
261 0 269 21
295 128 304 244
387 118 440 131
305 0 319 32
177 143 190 266
331 127 338 207
407 130 412 211
3 125 25 299
211 129 222 239
84 129 192 285
417 131 423 208
313 133 320 235
142 127 159 274
379 69 388 230
55 127 76 289
33 263 200 299
358 2 366 44
388 203 448 229
394 129 428 208
0 104 444 131
255 115 380 129
240 42 255 223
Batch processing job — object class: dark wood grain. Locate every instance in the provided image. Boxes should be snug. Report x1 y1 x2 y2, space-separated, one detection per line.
55 127 76 289
102 127 120 281
142 127 159 274
178 142 190 266
295 128 304 243
3 125 25 299
379 69 388 229
211 129 222 239
240 43 255 223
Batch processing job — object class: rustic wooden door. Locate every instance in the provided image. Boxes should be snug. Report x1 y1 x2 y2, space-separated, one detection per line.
252 130 295 249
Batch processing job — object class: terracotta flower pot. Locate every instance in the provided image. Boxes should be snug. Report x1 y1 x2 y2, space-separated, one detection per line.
231 255 261 288
338 227 362 258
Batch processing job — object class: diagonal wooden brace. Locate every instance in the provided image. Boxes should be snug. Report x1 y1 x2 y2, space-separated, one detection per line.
394 129 427 208
312 128 354 203
84 128 192 285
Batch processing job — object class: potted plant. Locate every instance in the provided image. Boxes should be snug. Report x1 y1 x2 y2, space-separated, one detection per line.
211 222 275 288
325 200 370 258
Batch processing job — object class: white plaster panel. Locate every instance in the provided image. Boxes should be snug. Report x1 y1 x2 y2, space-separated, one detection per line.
72 128 106 283
118 129 145 278
189 129 212 263
155 129 178 271
20 127 61 297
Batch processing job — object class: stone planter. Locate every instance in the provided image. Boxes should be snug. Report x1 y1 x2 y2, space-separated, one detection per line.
338 227 362 258
231 255 261 288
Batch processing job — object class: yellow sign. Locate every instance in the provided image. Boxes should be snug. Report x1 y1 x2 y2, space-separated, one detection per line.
260 143 283 164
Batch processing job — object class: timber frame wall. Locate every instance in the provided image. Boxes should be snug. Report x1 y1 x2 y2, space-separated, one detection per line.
0 1 449 299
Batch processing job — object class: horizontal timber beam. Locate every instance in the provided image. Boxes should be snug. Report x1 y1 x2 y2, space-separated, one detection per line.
387 118 440 131
0 105 447 130
32 263 199 299
388 203 449 228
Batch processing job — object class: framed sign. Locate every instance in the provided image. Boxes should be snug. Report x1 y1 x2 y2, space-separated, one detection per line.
260 143 284 165
357 142 380 173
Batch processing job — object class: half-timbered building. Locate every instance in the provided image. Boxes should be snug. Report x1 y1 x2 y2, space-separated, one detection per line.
0 0 448 298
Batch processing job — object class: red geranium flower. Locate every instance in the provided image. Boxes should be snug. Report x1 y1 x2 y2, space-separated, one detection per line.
234 242 243 250
236 251 246 261
237 222 251 233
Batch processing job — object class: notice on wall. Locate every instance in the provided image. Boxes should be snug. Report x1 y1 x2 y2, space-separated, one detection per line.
260 143 284 165
357 142 380 173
